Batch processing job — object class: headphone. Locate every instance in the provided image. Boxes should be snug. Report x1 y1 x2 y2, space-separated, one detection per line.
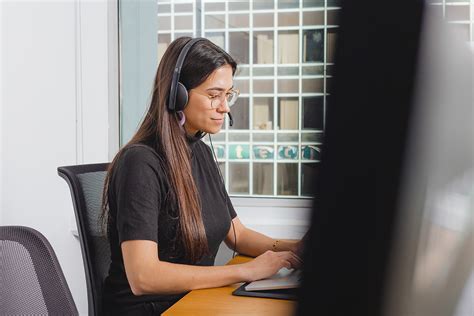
167 37 233 126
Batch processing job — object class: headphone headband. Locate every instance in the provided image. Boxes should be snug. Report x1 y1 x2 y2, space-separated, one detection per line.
168 38 205 112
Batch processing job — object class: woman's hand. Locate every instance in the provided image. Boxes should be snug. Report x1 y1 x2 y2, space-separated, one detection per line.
240 250 301 282
279 239 304 269
292 239 305 261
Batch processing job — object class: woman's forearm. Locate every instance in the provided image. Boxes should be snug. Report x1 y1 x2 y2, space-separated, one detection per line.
123 240 249 295
131 260 247 295
122 240 299 296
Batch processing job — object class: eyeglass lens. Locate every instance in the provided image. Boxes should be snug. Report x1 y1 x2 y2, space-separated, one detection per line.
211 91 238 108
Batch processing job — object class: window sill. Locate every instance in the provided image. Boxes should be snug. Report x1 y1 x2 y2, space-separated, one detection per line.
230 196 313 208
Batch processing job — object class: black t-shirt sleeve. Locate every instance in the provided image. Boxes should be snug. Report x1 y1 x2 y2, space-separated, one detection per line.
113 146 163 244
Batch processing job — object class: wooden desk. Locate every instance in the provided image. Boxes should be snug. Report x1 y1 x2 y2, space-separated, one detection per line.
163 255 297 316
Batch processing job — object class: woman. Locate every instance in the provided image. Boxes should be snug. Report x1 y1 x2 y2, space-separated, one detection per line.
101 37 303 315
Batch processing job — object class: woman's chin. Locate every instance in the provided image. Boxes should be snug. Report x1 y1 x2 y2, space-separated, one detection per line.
205 127 222 134
203 124 224 134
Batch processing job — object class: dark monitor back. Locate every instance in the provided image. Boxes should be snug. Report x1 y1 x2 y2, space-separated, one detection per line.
296 2 426 315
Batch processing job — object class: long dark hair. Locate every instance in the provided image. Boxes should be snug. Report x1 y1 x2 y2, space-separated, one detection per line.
101 37 237 263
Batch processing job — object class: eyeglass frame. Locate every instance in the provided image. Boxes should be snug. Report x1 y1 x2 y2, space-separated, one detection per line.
189 88 240 109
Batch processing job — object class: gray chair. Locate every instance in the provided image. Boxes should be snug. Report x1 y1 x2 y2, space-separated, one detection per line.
0 225 78 315
58 163 110 316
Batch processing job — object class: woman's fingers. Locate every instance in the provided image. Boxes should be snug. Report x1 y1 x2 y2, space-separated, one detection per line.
291 251 304 269
276 251 302 269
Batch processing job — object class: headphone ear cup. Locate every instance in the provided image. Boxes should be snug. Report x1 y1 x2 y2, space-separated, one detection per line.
174 82 189 112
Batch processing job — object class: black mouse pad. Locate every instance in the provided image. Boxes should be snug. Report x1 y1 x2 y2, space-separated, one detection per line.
232 283 298 300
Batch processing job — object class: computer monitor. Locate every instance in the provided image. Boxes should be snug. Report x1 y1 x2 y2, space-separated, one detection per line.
295 2 472 315
297 3 426 314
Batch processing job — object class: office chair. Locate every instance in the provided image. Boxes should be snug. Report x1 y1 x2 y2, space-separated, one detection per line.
0 225 79 315
58 163 110 316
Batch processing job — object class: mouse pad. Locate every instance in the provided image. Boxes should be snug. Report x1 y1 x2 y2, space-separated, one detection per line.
232 283 298 300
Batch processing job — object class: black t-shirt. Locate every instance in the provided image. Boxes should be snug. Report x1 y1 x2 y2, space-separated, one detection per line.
102 136 237 314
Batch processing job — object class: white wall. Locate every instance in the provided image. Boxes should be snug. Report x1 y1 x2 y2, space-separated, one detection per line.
1 1 114 315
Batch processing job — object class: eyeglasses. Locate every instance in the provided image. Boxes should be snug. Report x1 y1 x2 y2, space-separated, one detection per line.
190 88 240 109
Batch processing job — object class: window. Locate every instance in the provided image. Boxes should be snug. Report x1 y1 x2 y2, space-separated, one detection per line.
121 0 341 199
428 0 473 43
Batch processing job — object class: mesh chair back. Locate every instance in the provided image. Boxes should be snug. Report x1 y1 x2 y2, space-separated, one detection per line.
58 163 110 316
0 226 78 315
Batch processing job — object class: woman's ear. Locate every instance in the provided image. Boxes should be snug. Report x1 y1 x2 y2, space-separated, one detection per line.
177 111 186 126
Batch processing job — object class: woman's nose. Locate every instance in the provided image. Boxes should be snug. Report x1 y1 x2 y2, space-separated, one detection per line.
216 99 230 113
